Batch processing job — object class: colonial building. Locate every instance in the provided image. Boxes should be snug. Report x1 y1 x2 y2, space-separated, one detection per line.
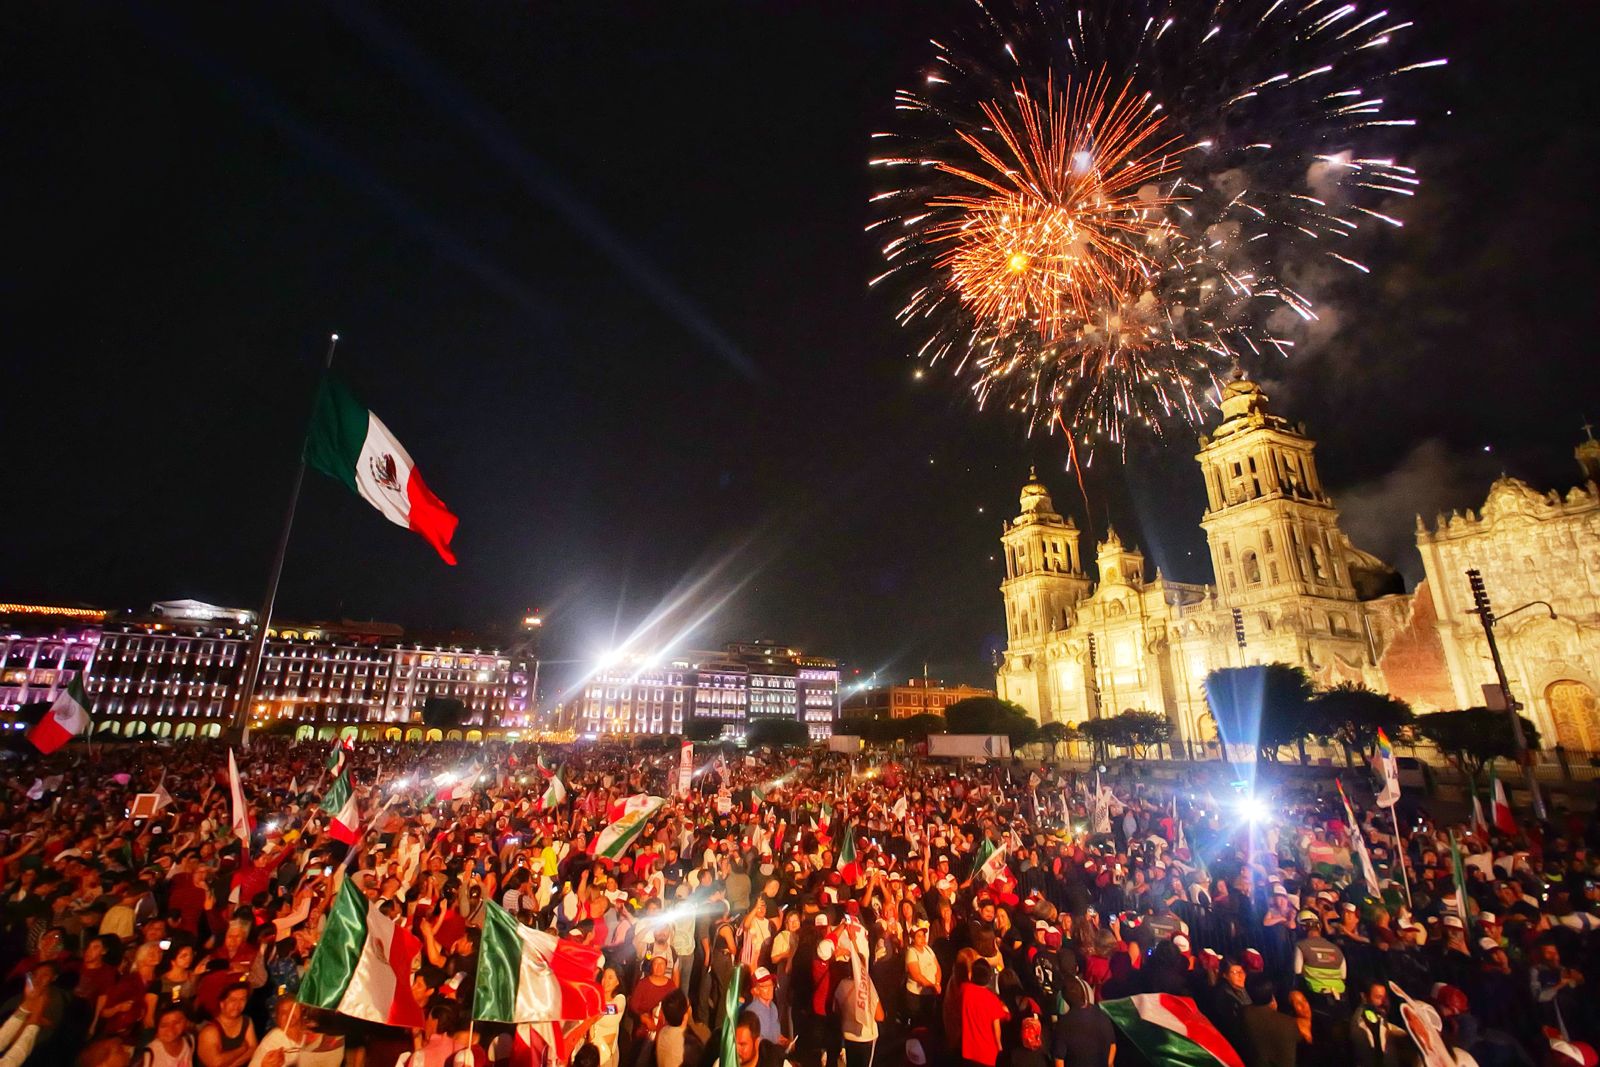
840 677 995 722
1 599 533 741
559 640 840 741
1413 432 1600 751
995 370 1600 755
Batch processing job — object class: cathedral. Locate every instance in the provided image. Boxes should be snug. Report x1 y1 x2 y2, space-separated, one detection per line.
994 369 1600 756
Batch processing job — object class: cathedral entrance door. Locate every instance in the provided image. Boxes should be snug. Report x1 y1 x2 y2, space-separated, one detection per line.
1546 679 1600 752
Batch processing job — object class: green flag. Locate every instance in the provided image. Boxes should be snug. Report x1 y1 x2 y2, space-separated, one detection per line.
719 958 743 1067
322 771 352 814
1448 830 1475 930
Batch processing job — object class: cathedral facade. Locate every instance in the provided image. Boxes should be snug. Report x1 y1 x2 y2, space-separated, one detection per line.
994 372 1600 755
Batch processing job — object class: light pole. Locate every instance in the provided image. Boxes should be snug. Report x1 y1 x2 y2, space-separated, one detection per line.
1465 569 1556 822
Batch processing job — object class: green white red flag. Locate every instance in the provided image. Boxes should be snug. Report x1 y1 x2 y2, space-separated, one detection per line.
472 899 604 1023
27 677 91 754
304 375 459 565
972 837 1009 884
836 825 860 883
590 796 664 859
227 748 251 849
322 773 361 845
1489 770 1515 834
1100 994 1245 1067
300 879 425 1027
607 793 657 823
535 770 568 813
1335 779 1382 899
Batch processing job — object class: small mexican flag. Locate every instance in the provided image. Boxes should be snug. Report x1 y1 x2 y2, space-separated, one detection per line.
607 792 657 823
300 879 425 1027
28 677 91 754
590 796 665 859
1489 770 1516 835
473 899 604 1023
1101 994 1245 1067
535 771 568 813
322 773 362 845
305 375 459 565
971 837 1008 883
836 825 861 883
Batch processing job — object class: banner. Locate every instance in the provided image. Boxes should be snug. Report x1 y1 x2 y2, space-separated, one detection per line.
676 739 694 798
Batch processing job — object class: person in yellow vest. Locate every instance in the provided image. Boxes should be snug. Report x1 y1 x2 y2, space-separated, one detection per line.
1292 909 1347 1011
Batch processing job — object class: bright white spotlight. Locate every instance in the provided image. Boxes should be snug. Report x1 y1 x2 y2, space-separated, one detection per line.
1236 795 1270 824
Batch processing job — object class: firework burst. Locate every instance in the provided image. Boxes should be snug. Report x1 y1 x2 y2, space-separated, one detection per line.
871 0 1442 452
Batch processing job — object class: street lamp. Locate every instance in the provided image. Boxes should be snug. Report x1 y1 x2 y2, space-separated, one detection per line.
1465 568 1556 821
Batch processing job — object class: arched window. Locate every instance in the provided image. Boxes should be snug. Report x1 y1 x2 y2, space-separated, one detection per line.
1242 550 1262 584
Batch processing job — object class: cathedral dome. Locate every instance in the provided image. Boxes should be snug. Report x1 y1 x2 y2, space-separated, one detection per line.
1020 466 1054 513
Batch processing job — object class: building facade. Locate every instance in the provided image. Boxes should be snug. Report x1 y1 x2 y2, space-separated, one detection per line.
560 641 840 741
994 370 1600 756
1 599 531 741
840 677 996 722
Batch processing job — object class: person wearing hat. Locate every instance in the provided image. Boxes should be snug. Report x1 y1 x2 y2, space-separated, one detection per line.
1292 907 1347 1008
743 966 785 1046
904 921 940 1028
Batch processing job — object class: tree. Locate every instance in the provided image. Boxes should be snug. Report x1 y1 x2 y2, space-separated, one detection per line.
1035 720 1076 760
1309 684 1414 765
1414 708 1542 785
420 697 468 731
1077 711 1170 758
901 713 947 742
683 718 723 743
1112 710 1173 758
1202 664 1316 762
945 696 1039 748
746 718 810 749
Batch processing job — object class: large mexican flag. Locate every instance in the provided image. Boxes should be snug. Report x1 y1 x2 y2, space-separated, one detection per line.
304 375 459 565
1100 994 1244 1067
590 796 665 859
474 899 604 1023
299 879 425 1027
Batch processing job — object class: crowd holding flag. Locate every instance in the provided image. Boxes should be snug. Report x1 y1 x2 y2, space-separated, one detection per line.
299 879 426 1028
323 772 363 845
227 748 252 848
1373 728 1402 808
1490 769 1517 834
473 899 604 1024
1336 779 1383 899
27 676 92 754
1100 994 1245 1067
590 795 665 859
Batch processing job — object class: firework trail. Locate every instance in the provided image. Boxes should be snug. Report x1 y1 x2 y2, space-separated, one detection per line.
870 0 1443 454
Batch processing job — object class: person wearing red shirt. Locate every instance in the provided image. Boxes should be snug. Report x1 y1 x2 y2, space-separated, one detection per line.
958 960 1010 1067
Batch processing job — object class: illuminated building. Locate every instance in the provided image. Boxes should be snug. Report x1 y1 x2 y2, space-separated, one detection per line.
994 370 1600 758
840 677 995 721
1 599 530 741
559 640 840 741
0 604 105 728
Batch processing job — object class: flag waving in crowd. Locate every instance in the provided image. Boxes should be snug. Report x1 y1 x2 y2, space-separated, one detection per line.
27 676 91 754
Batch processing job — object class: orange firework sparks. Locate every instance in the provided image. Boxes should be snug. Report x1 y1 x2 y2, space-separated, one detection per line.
927 72 1185 344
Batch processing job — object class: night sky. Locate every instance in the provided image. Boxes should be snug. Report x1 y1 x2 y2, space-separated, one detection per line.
6 3 1597 696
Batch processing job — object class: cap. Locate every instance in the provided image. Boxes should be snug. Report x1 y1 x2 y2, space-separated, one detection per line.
1342 902 1357 912
1477 911 1498 924
1202 948 1223 960
1297 909 1319 923
752 967 773 984
814 914 830 926
1477 936 1498 952
1271 884 1289 896
1442 915 1464 930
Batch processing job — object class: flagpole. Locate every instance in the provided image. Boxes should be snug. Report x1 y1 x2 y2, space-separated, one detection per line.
1389 805 1414 909
232 333 339 748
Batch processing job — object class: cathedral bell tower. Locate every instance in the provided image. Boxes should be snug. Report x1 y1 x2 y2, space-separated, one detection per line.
1197 367 1360 608
996 468 1094 720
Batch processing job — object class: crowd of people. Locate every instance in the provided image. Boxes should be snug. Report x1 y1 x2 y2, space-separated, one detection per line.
0 737 1594 1067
